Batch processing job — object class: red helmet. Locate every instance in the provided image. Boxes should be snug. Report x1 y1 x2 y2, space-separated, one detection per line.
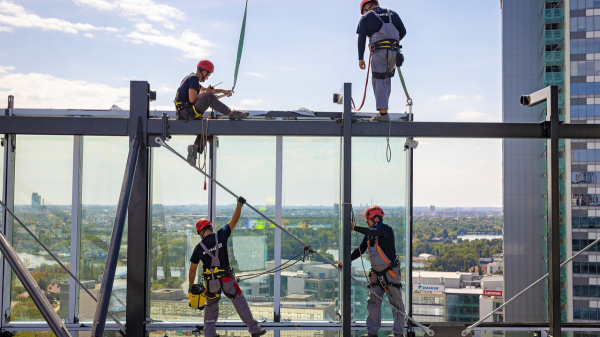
360 0 378 13
197 60 214 73
196 218 212 232
365 206 385 219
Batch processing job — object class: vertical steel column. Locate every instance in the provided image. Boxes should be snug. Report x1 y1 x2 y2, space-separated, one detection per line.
341 83 352 336
126 81 151 337
69 136 83 323
274 135 282 325
208 114 217 223
406 136 414 336
547 85 561 337
1 96 15 326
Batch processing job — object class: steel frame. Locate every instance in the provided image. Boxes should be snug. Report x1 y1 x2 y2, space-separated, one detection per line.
0 82 597 335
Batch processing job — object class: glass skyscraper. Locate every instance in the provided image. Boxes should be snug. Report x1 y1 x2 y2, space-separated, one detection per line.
503 0 600 326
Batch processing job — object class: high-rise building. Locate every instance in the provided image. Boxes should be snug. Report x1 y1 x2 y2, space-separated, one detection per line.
31 192 41 208
502 0 599 326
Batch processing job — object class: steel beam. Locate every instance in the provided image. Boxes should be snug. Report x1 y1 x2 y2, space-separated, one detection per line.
126 82 151 337
547 86 561 337
0 116 128 136
91 125 140 336
341 83 352 337
274 135 283 323
406 139 414 331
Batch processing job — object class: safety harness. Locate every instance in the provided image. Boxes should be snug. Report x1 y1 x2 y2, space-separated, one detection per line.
367 236 402 293
198 233 238 300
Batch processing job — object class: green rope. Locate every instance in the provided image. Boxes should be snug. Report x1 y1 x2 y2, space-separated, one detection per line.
232 0 248 91
397 66 411 103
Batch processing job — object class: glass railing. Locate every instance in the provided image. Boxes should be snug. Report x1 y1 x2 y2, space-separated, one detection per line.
543 29 564 45
543 72 564 86
543 8 564 23
543 50 564 67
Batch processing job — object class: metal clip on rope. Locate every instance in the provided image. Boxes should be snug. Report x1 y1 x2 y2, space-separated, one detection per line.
155 137 434 336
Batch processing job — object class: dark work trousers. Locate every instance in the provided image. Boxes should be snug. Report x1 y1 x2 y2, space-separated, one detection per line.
181 93 232 152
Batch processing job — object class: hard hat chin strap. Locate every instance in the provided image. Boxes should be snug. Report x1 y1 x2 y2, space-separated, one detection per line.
198 69 211 82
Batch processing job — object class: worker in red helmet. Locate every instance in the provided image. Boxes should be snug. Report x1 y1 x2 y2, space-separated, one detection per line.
188 196 267 337
175 60 249 166
357 0 406 121
338 205 405 337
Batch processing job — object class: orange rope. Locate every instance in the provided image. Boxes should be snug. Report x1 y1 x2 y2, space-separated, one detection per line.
351 53 372 112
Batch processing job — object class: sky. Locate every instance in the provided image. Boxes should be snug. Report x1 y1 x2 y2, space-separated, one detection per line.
0 0 504 207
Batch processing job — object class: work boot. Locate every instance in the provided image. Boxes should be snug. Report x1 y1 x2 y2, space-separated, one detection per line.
229 110 249 120
370 112 390 122
187 145 197 165
359 334 377 337
251 329 267 337
388 334 404 337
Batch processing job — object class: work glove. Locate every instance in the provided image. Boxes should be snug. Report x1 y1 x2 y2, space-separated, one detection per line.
237 196 246 205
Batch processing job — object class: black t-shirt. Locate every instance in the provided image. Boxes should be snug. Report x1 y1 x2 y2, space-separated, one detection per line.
190 225 232 271
356 7 406 60
175 73 203 104
351 222 397 261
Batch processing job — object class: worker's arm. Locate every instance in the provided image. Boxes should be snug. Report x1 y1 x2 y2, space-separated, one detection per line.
227 196 246 232
350 235 369 261
393 12 406 40
354 225 384 237
189 262 198 288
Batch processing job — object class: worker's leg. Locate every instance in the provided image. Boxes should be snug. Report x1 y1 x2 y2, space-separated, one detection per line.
371 49 395 112
222 276 262 334
386 267 406 336
203 295 222 337
366 285 385 335
194 92 232 117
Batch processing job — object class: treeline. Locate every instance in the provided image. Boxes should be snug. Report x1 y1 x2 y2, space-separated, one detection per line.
415 238 503 272
414 216 502 241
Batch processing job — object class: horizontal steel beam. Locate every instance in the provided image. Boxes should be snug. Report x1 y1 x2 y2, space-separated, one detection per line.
0 116 129 136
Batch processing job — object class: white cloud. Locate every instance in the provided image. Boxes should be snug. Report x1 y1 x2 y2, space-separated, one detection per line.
246 72 265 78
0 1 118 34
73 0 184 29
239 99 265 106
0 66 129 109
475 95 483 100
454 108 495 122
0 25 12 32
84 33 95 38
122 23 212 58
437 94 465 101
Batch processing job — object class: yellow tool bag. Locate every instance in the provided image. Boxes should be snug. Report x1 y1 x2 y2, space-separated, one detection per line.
188 283 207 310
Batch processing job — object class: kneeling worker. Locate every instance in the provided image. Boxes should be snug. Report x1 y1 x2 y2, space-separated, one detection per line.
338 206 405 337
174 59 249 165
188 196 266 337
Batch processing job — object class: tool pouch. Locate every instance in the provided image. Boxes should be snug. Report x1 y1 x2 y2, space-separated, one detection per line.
188 283 206 310
396 51 404 67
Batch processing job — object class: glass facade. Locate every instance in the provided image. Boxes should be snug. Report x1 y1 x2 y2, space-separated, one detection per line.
445 293 480 322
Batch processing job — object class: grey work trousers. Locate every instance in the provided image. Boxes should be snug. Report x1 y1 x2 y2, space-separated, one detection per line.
179 92 232 150
366 268 405 335
370 48 397 110
203 276 261 337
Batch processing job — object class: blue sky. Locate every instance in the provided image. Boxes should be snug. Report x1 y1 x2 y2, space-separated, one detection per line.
0 0 504 207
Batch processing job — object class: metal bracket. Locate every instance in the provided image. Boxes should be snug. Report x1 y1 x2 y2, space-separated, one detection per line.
148 113 170 148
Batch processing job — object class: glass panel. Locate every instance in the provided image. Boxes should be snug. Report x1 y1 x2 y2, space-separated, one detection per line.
0 136 4 230
351 137 408 322
215 136 276 321
149 136 210 322
12 136 73 321
79 136 129 322
280 137 340 321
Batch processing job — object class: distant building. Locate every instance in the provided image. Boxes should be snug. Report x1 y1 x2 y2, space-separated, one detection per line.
487 262 503 276
430 205 435 212
429 237 444 243
418 253 436 261
31 192 41 208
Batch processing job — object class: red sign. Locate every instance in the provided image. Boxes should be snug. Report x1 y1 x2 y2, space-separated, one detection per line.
484 290 503 297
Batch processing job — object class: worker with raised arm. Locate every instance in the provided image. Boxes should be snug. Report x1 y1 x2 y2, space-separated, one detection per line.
188 196 266 337
338 206 405 337
357 0 406 122
175 60 249 165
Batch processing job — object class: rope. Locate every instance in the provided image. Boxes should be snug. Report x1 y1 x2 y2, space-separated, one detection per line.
155 138 434 336
351 53 372 112
462 235 600 336
237 249 309 282
231 0 248 91
0 200 126 334
386 118 392 163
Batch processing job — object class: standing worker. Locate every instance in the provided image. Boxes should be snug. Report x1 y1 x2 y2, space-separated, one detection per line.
357 0 406 121
174 60 249 165
338 206 405 337
188 196 266 337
